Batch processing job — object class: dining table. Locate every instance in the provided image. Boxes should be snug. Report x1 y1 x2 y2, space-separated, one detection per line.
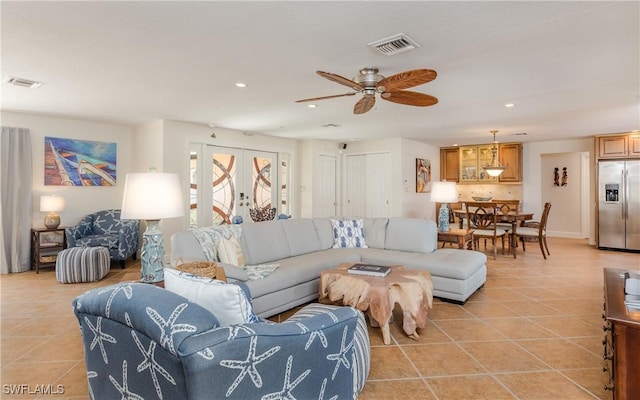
453 208 535 258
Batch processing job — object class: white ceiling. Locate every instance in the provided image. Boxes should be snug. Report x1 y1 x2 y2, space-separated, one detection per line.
2 1 638 147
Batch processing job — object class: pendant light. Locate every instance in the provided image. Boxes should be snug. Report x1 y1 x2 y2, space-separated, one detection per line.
483 130 507 177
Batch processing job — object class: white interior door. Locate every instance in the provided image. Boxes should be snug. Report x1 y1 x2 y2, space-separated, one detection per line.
316 154 338 217
345 154 367 217
366 153 390 217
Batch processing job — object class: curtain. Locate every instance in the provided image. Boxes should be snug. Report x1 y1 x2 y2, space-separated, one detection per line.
0 126 33 273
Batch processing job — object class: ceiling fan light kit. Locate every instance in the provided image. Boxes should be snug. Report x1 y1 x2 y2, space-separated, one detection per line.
296 67 438 114
483 130 507 177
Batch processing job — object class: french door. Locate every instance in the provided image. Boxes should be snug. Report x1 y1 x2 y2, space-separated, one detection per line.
189 145 286 226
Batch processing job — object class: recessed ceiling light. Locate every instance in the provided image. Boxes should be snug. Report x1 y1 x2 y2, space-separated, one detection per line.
235 82 247 88
505 103 515 108
307 104 317 108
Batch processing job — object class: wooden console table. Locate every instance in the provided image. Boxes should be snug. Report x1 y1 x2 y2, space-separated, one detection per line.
603 268 640 399
438 228 473 250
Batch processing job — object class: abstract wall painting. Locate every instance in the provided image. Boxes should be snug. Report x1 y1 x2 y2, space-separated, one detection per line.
416 158 431 193
44 137 117 186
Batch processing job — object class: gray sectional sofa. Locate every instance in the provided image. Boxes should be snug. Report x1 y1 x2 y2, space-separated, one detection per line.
171 217 487 318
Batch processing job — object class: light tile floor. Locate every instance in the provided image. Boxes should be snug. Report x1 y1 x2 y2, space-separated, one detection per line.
1 238 639 399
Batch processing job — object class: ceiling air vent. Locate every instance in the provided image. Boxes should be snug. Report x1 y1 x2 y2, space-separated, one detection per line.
5 76 43 88
368 33 420 56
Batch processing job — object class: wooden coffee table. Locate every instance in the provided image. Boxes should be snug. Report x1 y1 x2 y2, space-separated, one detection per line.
319 263 433 345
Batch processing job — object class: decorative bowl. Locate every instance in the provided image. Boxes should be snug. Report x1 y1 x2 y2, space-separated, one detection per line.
472 196 493 202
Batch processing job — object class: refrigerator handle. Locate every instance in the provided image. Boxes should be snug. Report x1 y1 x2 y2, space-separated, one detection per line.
624 168 629 220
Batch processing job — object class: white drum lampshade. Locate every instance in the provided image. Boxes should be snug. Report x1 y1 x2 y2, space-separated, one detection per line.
40 195 66 229
121 172 184 283
430 181 458 232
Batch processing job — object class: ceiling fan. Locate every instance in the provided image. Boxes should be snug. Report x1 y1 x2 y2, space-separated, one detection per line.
295 67 438 114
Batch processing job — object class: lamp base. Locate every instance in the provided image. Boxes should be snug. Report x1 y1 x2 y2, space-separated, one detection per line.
140 220 165 283
438 203 451 232
44 213 61 229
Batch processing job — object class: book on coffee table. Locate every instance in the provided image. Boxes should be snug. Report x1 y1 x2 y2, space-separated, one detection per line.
347 264 391 277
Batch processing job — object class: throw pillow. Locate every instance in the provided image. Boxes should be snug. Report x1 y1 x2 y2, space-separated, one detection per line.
331 219 368 248
217 235 245 266
164 268 259 326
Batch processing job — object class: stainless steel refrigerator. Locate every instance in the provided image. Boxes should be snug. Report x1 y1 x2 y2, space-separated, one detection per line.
598 160 640 251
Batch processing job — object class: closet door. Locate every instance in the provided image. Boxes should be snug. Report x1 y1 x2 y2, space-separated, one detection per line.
366 153 390 217
344 152 390 218
316 154 338 217
345 155 367 217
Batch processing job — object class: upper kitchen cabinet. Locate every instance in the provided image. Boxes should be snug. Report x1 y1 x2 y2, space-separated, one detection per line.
440 142 523 184
440 147 459 182
597 133 640 159
459 144 497 183
498 143 523 183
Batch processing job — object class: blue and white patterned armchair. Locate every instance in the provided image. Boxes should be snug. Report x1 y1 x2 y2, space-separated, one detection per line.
65 209 139 268
73 283 370 400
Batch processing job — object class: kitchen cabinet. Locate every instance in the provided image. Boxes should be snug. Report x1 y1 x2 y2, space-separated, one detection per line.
439 147 459 182
597 133 640 159
498 143 523 183
459 144 498 183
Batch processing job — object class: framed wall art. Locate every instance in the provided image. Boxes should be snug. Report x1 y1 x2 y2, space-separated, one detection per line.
416 158 431 193
44 137 116 186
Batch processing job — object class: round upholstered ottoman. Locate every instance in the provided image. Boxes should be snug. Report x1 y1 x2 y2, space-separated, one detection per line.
56 247 110 283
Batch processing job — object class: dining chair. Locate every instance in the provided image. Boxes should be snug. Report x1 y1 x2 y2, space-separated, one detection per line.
516 202 552 259
465 202 510 259
492 200 520 231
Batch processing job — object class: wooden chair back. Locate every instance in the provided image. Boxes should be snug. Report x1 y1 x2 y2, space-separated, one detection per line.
465 202 497 231
539 202 552 234
492 199 520 214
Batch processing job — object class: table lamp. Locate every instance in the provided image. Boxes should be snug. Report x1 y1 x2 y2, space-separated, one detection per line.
430 181 458 232
40 195 66 229
121 172 184 283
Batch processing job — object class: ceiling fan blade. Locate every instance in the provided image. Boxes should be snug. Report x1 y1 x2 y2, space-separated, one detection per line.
353 95 376 114
381 90 438 107
377 69 437 91
295 92 356 103
317 71 364 90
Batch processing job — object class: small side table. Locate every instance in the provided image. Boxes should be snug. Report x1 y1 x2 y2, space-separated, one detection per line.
438 228 473 250
31 227 66 273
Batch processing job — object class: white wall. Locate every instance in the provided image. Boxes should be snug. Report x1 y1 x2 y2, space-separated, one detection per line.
523 138 595 243
2 111 133 229
541 152 584 238
400 138 440 219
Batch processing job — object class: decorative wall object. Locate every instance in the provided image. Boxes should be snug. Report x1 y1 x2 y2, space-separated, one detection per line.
416 158 431 193
562 167 568 186
44 137 116 186
554 167 560 187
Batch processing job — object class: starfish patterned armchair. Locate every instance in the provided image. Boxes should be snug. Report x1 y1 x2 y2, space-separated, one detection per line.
65 209 138 268
72 282 370 400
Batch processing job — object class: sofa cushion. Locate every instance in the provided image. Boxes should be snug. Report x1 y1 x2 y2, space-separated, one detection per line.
245 249 361 298
164 268 259 326
362 218 389 249
217 235 245 266
385 218 437 253
240 220 291 265
281 218 323 256
331 219 368 248
313 218 335 250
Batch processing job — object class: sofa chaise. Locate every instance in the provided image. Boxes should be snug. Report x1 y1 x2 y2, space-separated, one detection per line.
171 217 487 318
